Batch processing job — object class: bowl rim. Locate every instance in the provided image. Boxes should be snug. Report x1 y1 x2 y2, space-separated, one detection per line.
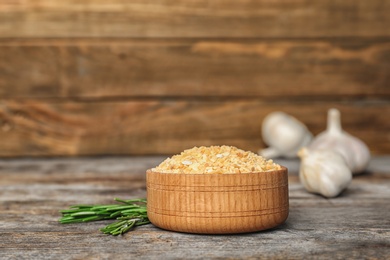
146 166 287 176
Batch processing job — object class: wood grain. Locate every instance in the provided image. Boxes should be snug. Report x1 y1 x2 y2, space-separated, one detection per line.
1 39 389 98
0 157 389 259
147 168 288 234
0 1 389 158
0 99 388 156
0 0 389 38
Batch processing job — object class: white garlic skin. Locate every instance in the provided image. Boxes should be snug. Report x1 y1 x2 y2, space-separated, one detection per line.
298 148 352 198
259 112 313 158
309 108 370 174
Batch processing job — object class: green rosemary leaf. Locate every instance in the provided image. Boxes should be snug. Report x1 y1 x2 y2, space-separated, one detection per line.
120 221 136 234
100 219 138 236
105 205 141 212
104 220 127 229
59 198 151 236
120 208 147 214
60 209 88 214
135 220 150 226
59 217 77 223
70 211 98 217
81 216 106 222
109 210 123 218
60 218 85 224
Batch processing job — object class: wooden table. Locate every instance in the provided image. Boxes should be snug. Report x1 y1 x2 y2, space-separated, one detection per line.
1 156 389 259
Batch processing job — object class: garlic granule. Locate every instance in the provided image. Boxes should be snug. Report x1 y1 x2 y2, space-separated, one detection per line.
152 146 281 174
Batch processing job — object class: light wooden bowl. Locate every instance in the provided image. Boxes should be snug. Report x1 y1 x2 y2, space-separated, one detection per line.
146 167 289 234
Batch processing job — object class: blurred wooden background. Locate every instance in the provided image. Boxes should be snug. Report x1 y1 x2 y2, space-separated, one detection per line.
0 0 389 157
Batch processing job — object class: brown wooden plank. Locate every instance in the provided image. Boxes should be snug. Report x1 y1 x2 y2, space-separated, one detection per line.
1 39 389 98
0 99 388 157
0 157 389 259
0 0 389 38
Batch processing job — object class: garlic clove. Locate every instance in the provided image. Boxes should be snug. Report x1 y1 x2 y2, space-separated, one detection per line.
309 108 371 174
298 148 352 198
259 112 313 158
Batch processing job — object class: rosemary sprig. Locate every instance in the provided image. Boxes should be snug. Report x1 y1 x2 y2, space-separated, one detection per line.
59 198 150 236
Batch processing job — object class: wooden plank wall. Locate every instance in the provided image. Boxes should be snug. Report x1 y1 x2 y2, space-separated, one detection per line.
0 0 389 157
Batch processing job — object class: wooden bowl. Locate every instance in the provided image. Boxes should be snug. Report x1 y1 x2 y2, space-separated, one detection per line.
146 167 289 234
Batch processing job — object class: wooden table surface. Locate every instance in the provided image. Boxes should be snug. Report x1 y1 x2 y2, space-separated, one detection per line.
1 156 389 259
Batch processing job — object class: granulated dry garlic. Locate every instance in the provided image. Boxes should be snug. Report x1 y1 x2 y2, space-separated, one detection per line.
152 146 281 174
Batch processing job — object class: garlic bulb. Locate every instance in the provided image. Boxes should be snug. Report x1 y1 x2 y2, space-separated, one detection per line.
259 112 313 158
298 148 352 198
309 108 370 174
